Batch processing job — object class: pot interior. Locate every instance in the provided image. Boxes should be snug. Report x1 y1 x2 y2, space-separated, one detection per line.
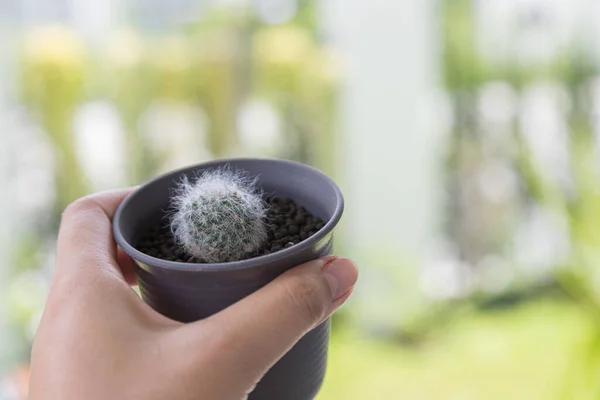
116 159 342 252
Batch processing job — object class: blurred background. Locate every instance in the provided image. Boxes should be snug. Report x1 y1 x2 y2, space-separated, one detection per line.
3 0 600 398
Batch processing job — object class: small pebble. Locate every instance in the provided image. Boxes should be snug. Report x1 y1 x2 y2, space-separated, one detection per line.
271 244 282 252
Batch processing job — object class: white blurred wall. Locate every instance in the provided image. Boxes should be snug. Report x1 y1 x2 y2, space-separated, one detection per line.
323 0 443 328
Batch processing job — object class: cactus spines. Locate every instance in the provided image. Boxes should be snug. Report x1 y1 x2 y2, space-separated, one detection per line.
170 169 268 263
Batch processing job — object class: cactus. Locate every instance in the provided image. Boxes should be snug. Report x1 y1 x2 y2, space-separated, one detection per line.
170 169 268 263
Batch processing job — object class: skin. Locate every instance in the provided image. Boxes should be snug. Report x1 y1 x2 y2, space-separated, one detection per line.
29 189 359 400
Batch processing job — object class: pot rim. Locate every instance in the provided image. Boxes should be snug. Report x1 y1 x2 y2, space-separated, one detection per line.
113 157 344 272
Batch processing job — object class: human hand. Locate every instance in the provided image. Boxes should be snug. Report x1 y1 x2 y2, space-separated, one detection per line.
29 189 358 400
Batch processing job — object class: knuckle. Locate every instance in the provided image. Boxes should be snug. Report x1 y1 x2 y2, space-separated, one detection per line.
62 195 103 220
63 196 96 216
282 275 327 324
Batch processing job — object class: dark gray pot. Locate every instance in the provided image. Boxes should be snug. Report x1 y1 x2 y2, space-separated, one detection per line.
113 158 344 400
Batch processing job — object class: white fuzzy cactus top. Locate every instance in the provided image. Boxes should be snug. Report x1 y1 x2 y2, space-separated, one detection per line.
170 169 268 263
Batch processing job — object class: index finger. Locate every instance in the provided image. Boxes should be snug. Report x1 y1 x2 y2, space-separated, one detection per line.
55 188 135 282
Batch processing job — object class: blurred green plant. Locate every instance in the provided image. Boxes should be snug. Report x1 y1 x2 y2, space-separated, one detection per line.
105 28 157 182
513 80 600 398
319 299 593 400
252 23 339 172
441 0 600 396
192 27 239 157
19 26 88 214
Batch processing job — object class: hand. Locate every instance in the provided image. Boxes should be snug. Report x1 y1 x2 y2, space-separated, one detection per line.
29 189 358 400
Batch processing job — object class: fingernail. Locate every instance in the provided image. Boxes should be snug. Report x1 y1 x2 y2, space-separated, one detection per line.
321 257 358 300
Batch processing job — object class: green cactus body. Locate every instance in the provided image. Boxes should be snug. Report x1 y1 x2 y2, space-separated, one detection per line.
170 169 268 263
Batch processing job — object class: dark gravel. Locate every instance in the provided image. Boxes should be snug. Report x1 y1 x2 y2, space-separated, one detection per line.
136 196 324 263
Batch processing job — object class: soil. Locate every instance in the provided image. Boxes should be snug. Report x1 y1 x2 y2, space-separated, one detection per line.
136 196 325 263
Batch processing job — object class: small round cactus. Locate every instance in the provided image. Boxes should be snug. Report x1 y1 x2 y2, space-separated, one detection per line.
170 168 268 263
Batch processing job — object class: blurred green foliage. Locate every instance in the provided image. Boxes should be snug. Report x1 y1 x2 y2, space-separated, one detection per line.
319 300 594 399
19 26 89 214
441 0 600 396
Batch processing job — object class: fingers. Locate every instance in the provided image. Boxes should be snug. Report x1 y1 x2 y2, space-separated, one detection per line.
179 256 358 390
55 188 135 284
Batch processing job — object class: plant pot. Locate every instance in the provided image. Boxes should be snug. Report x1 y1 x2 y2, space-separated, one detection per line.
113 158 344 400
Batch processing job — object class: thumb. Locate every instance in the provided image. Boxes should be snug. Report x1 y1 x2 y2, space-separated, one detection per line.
180 256 358 392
